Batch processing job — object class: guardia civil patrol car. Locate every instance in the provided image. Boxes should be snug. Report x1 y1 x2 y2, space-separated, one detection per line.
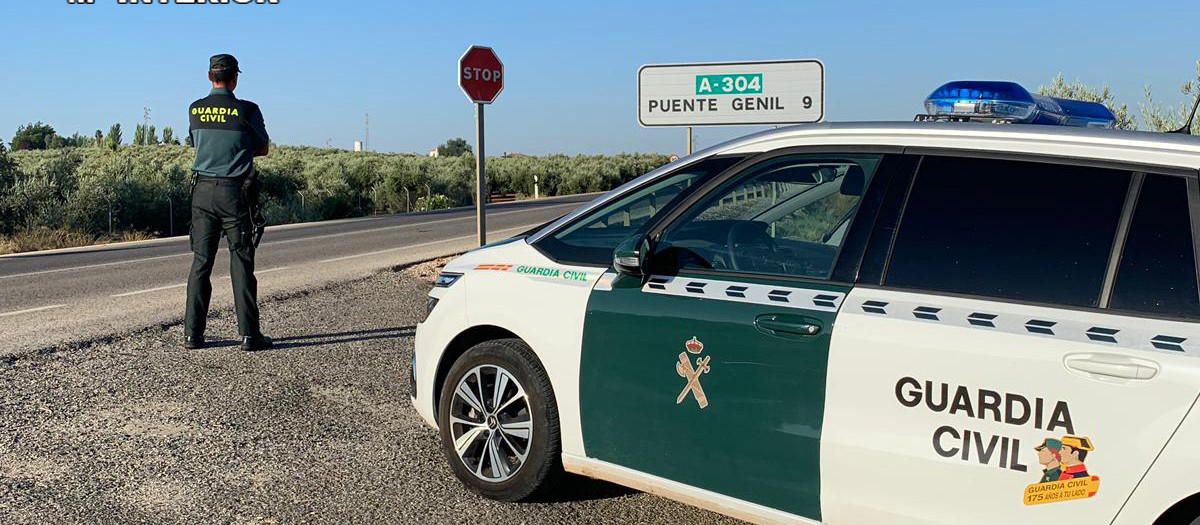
411 81 1200 524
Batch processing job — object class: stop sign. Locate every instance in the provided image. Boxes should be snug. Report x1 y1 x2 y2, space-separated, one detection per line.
459 46 504 104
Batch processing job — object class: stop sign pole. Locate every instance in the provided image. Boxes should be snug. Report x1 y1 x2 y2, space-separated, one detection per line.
474 98 486 246
459 45 504 246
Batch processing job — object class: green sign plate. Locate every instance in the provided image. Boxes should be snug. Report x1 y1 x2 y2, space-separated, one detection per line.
695 73 763 95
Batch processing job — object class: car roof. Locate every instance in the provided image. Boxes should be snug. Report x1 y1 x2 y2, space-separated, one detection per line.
712 121 1200 170
528 121 1200 245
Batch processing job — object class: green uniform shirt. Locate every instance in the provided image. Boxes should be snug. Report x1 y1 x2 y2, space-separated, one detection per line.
188 88 269 178
1039 467 1062 483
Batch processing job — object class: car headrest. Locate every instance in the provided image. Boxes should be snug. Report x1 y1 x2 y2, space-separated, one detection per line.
840 165 866 196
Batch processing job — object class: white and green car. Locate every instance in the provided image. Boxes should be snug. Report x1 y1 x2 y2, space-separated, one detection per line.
411 121 1200 525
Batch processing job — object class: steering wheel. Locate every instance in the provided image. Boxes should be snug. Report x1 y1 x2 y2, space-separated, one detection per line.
725 221 777 271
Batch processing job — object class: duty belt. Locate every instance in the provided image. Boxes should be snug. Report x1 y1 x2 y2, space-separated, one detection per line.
194 175 245 186
191 173 266 249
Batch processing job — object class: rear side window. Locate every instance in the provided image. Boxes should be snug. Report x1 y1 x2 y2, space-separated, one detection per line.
886 156 1130 308
534 156 743 266
1110 174 1200 317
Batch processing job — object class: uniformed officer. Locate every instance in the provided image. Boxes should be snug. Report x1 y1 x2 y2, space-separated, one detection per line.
184 53 273 351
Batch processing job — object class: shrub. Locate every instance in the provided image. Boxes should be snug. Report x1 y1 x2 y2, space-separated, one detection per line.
414 194 455 211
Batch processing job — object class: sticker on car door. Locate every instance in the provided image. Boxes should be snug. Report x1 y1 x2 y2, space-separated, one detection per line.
1024 435 1100 506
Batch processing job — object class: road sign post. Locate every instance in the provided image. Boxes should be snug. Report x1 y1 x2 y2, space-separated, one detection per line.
475 102 485 244
459 45 504 246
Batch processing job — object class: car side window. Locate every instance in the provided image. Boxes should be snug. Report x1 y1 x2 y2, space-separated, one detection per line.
654 154 882 279
534 156 743 266
885 156 1131 308
1110 174 1200 318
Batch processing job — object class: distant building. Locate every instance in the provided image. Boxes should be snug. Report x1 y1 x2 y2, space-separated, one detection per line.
354 141 364 152
429 148 440 157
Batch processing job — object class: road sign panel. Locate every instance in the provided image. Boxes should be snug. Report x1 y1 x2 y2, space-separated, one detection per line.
459 46 504 104
638 60 824 127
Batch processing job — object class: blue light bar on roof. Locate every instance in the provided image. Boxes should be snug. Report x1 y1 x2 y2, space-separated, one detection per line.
924 80 1116 128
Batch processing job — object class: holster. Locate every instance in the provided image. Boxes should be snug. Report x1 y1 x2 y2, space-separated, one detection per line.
241 171 267 249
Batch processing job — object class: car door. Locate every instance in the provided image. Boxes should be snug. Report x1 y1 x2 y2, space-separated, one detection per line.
821 155 1200 524
578 150 914 521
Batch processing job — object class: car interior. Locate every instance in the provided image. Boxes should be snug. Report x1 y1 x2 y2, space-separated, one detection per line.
653 159 871 279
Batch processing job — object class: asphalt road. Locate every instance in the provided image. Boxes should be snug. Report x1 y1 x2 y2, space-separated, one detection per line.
0 195 594 357
0 260 741 525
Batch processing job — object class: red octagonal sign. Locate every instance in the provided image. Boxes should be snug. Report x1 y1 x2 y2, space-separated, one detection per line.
459 45 504 104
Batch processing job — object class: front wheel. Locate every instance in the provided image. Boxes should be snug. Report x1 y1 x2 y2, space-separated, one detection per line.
437 338 562 501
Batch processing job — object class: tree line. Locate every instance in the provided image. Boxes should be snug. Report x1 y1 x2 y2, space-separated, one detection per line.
0 140 668 253
1033 64 1200 133
11 121 184 152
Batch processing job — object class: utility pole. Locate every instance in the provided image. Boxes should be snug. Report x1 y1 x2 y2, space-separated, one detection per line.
165 195 174 237
364 113 370 152
144 107 151 136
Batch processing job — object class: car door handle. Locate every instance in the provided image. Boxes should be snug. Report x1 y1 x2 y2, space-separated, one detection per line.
1064 354 1159 380
754 314 822 337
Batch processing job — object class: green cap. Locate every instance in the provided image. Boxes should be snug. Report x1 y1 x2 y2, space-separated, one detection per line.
1034 438 1062 451
209 54 241 73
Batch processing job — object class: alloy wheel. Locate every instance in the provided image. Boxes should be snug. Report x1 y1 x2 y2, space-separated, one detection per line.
447 364 533 482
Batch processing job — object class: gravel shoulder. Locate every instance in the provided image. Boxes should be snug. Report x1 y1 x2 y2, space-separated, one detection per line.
0 261 742 525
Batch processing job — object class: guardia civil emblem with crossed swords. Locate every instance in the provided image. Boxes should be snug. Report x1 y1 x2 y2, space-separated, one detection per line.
676 336 711 409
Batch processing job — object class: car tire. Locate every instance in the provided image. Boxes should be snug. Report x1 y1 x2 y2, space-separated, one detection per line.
437 338 562 501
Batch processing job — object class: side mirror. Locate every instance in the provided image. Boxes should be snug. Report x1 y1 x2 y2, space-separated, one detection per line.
613 234 650 276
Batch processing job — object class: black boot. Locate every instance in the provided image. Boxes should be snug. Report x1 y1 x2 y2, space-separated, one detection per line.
240 334 273 351
183 335 205 349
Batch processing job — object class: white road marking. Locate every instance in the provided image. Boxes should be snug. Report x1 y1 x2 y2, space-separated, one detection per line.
0 252 192 281
110 267 293 297
317 226 531 264
0 203 579 281
110 283 187 298
221 266 291 278
0 304 67 317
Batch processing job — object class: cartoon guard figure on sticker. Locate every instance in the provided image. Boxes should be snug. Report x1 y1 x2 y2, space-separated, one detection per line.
1057 435 1094 481
1024 435 1099 506
1034 438 1063 483
676 336 711 409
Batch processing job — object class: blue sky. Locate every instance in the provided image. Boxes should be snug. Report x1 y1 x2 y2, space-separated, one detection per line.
1 0 1198 155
